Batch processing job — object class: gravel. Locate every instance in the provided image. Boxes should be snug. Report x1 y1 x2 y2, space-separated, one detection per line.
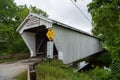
0 58 40 80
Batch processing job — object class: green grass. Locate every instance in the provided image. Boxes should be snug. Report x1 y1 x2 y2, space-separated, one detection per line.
36 60 81 80
16 59 111 80
16 71 27 80
36 60 111 80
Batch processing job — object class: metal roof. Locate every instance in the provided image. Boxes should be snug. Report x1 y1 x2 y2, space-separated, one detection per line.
16 13 100 40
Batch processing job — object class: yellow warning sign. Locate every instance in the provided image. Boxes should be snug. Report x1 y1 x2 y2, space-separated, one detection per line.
46 28 55 41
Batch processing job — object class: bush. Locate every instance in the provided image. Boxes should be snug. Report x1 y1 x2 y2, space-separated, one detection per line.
79 66 111 80
88 66 111 80
110 60 120 80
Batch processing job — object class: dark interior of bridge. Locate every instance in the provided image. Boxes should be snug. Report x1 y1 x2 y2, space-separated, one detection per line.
24 25 58 58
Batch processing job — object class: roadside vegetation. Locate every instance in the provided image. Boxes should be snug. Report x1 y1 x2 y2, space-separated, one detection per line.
16 71 27 80
17 59 111 80
36 60 111 80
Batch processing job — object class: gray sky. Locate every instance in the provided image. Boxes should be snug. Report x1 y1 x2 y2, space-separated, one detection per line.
14 0 92 33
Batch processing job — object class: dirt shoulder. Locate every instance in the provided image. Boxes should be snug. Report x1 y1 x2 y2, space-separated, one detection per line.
0 58 41 80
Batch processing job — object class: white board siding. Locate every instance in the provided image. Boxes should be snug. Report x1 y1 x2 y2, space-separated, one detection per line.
53 38 63 60
19 16 52 34
53 25 103 64
21 32 36 57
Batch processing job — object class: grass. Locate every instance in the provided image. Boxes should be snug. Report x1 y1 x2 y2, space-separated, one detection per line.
36 60 111 80
16 71 27 80
16 59 111 80
36 60 81 80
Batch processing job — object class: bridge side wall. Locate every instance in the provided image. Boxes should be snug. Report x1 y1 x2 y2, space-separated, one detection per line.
21 32 36 57
53 25 103 64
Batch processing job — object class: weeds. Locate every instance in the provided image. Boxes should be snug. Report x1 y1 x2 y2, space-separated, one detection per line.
16 71 27 80
16 59 111 80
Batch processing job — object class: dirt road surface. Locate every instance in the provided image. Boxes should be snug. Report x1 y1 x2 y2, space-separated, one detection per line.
0 58 40 80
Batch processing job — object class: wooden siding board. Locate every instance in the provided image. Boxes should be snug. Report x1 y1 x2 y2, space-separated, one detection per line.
21 32 36 57
53 24 103 64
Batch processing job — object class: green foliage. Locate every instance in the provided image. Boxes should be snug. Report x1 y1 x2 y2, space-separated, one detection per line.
35 60 111 80
88 0 120 52
30 5 48 17
36 60 81 80
82 64 111 79
79 72 90 80
110 60 120 80
88 0 120 79
16 71 27 80
79 66 111 80
0 0 18 55
88 66 111 80
16 60 111 80
0 0 48 55
0 0 17 24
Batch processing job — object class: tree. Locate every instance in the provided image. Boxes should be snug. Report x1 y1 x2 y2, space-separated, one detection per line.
88 0 120 79
29 5 48 17
0 0 17 54
0 0 17 24
0 0 48 55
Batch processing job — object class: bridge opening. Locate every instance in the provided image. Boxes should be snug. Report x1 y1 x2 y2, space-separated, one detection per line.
24 25 58 59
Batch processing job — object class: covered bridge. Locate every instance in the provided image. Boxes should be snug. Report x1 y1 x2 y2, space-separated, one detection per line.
16 13 103 64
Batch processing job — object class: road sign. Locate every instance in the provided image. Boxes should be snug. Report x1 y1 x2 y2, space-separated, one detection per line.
47 41 53 58
46 28 55 41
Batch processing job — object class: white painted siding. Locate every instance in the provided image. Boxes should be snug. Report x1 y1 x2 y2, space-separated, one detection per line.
21 32 36 57
19 16 52 34
53 37 63 60
53 25 103 64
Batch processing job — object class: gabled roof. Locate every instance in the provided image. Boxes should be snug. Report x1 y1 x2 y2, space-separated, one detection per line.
16 13 99 39
16 13 52 32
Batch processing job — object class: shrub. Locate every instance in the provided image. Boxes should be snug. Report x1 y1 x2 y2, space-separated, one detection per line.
88 66 111 80
110 60 120 80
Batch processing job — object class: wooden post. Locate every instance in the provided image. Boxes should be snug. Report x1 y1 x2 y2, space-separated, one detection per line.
27 64 36 80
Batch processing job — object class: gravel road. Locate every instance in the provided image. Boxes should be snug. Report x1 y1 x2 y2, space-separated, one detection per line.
0 58 40 80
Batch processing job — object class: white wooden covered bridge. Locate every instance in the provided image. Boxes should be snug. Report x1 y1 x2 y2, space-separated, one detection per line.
16 13 103 64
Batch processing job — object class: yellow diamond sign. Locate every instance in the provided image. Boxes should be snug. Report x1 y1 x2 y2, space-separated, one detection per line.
46 28 55 41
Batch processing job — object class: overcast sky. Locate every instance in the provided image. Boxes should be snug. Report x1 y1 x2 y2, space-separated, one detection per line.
14 0 92 33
